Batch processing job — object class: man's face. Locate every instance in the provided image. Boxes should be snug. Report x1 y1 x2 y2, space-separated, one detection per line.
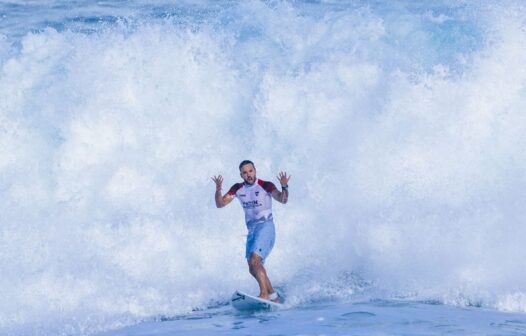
240 163 256 185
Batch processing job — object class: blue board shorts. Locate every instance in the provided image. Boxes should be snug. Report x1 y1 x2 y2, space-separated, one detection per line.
245 219 275 262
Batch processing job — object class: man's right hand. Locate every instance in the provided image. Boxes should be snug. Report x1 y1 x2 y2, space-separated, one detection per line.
211 175 223 191
212 175 234 208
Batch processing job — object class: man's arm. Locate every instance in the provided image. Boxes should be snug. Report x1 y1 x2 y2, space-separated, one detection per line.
212 175 235 208
271 187 288 204
271 171 290 204
215 188 234 208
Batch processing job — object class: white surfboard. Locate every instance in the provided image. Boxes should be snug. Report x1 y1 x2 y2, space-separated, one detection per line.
231 290 283 311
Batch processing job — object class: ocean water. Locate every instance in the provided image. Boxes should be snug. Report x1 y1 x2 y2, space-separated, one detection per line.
96 299 526 336
1 0 526 335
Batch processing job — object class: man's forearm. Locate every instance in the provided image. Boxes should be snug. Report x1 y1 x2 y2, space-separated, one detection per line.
215 189 224 208
280 188 288 204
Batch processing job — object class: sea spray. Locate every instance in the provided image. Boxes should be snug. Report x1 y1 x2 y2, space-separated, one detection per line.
1 1 526 335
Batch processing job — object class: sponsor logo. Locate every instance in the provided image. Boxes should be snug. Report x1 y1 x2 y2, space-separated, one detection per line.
255 191 259 196
242 200 261 209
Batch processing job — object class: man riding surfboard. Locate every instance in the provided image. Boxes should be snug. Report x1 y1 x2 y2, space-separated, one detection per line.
212 160 290 303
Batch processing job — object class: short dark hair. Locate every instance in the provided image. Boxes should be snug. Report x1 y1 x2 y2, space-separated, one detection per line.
239 160 255 170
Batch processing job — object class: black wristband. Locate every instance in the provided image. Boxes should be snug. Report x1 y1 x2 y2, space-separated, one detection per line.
281 185 288 189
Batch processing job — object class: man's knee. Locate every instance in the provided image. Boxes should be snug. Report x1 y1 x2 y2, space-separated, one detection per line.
248 253 263 270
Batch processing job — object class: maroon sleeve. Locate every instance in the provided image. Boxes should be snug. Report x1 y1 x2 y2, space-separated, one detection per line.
226 183 243 196
260 180 277 193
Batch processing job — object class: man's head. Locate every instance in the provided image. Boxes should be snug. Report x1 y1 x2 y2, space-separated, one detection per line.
239 160 256 185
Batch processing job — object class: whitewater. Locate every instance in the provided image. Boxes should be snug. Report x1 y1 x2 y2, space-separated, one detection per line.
1 0 526 335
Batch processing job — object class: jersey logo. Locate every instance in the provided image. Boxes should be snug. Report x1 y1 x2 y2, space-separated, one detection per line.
242 200 261 209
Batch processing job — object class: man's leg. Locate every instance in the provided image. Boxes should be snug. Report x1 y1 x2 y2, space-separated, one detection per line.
247 252 275 299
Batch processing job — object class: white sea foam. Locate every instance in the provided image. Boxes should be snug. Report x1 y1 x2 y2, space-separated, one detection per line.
1 1 526 335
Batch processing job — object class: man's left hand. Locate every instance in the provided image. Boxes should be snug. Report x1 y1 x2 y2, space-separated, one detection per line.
277 171 290 187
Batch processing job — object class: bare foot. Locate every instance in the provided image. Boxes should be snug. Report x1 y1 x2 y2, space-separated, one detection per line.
258 294 270 300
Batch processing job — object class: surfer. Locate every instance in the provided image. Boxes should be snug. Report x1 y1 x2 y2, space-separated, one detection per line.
212 160 290 303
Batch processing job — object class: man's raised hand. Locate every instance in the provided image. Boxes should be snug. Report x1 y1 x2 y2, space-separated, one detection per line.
211 175 224 191
276 171 291 187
